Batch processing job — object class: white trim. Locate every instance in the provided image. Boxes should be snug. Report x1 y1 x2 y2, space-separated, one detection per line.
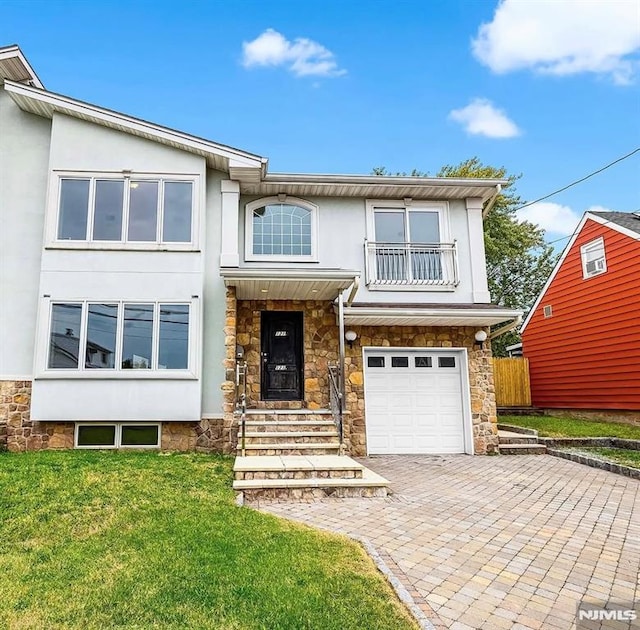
0 46 44 88
4 80 264 168
580 236 607 279
201 413 224 420
342 305 521 323
0 375 33 381
362 346 473 456
244 196 319 262
46 170 200 249
74 421 162 449
521 212 635 333
221 267 359 282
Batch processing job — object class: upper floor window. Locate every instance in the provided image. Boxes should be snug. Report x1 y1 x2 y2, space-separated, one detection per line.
245 196 318 262
365 200 457 287
54 173 195 246
47 301 191 372
580 237 606 279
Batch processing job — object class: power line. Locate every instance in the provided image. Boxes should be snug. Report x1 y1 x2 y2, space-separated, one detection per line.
516 147 640 213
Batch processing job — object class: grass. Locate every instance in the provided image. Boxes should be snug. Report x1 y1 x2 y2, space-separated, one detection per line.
567 447 640 470
499 414 640 439
0 451 417 630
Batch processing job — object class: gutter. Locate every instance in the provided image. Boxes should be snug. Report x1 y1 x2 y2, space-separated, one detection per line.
482 184 502 218
489 315 523 340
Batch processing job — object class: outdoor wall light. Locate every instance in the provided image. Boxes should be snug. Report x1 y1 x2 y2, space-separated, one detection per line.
474 330 488 350
345 330 358 348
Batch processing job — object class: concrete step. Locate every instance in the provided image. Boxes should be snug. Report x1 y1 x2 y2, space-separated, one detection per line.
233 468 389 500
500 443 547 455
243 408 333 416
234 455 364 480
238 443 341 456
498 430 540 445
243 420 336 432
239 432 339 445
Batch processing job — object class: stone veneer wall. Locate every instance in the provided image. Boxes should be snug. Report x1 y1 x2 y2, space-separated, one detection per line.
342 326 498 456
1 381 74 451
235 299 339 410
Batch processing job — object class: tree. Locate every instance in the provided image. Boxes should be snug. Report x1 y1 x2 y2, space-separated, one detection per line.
373 158 558 356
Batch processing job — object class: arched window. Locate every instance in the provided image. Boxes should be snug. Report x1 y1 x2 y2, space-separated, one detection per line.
245 196 318 261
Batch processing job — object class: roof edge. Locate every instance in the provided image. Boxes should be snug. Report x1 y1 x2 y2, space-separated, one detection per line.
0 45 44 89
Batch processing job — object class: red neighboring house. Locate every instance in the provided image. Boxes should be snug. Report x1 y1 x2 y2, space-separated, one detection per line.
521 211 640 411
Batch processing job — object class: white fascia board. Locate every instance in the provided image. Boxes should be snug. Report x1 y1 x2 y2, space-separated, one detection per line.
587 213 640 242
220 268 360 282
343 306 522 320
0 46 44 88
520 213 590 333
263 172 508 188
3 80 264 169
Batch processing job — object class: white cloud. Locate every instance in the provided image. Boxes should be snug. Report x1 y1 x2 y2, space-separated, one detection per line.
242 28 346 78
448 98 520 138
472 0 640 85
516 202 611 236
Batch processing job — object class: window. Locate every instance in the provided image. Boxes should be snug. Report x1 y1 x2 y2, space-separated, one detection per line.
75 423 160 449
367 356 385 368
366 200 457 286
245 196 318 261
415 356 432 368
47 302 191 372
55 175 194 245
438 356 456 368
543 305 553 318
391 356 409 368
581 237 606 278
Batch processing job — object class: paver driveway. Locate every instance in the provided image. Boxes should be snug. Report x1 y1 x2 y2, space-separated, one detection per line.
258 455 640 630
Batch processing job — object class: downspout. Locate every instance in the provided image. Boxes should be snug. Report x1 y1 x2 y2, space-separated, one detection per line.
337 289 347 411
489 315 522 340
482 184 502 218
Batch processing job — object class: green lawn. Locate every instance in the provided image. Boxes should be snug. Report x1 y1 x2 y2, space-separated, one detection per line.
569 447 640 470
0 451 416 630
499 414 640 439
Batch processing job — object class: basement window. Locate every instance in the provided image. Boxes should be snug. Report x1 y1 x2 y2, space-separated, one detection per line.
580 237 606 279
75 423 160 448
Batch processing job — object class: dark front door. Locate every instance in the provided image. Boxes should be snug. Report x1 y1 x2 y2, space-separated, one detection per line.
261 311 303 400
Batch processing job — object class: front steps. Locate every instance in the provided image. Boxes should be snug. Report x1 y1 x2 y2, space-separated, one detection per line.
233 408 389 499
233 455 389 500
498 429 547 455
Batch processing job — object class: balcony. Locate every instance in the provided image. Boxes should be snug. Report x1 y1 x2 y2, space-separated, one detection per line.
364 241 459 288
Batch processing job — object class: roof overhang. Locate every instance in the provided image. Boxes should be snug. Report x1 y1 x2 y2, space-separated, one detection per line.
0 45 44 88
2 80 266 175
239 172 508 202
221 268 360 301
340 304 523 327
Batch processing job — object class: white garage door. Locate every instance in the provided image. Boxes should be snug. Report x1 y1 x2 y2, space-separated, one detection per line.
364 349 467 454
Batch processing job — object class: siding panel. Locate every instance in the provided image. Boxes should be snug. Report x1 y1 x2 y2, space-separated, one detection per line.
522 219 640 410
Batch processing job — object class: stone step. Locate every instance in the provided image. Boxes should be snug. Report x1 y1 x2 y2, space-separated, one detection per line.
244 408 333 416
233 468 389 500
239 433 339 445
242 420 337 432
234 455 364 480
498 430 540 445
238 443 341 456
500 443 547 455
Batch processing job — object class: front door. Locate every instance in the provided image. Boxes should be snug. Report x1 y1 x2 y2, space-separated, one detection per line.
261 311 303 400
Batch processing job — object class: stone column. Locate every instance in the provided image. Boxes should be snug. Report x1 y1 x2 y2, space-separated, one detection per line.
220 286 238 454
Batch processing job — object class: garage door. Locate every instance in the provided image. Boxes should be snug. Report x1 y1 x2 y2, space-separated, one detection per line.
364 349 467 454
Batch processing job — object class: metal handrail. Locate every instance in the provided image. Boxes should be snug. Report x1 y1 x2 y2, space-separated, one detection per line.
235 360 247 457
328 363 344 454
364 240 459 286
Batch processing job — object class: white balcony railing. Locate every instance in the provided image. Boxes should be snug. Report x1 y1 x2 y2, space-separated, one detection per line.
364 241 459 287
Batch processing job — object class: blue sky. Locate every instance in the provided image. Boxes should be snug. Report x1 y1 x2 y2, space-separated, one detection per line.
2 0 639 245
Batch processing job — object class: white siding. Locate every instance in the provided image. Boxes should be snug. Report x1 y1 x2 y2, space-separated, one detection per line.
0 88 51 378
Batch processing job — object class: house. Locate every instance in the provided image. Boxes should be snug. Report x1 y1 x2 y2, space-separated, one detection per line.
521 211 640 412
0 45 521 459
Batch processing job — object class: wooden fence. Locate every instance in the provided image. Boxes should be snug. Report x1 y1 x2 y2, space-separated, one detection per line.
493 357 531 407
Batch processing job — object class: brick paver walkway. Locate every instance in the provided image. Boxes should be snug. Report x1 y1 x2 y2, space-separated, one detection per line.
257 455 640 629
